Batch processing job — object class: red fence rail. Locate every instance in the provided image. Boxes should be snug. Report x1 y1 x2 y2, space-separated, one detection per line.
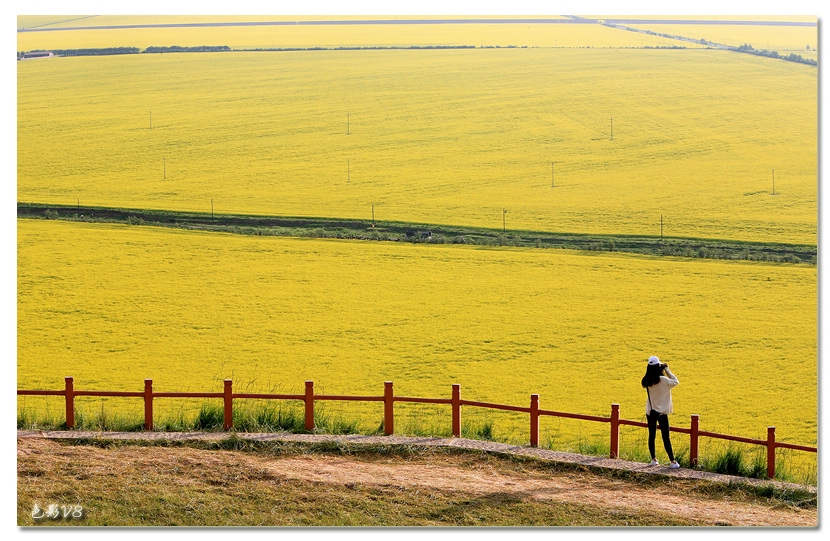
18 377 817 479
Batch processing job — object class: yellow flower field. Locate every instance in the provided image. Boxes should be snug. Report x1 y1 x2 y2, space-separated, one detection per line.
627 20 818 59
16 16 817 480
18 47 816 244
17 219 817 450
18 15 814 54
17 15 697 51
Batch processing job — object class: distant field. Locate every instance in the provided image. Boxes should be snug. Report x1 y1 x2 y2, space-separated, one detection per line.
17 15 815 55
17 15 697 50
17 219 817 450
16 15 575 30
627 21 817 59
18 47 816 244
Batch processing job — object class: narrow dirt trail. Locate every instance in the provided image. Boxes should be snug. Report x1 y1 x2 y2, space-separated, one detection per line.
17 438 816 526
250 455 816 527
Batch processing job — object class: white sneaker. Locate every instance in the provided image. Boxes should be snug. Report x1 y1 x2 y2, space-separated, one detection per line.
649 459 659 466
669 461 680 469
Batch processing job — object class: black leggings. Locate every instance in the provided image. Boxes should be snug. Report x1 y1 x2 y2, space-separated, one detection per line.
647 411 674 461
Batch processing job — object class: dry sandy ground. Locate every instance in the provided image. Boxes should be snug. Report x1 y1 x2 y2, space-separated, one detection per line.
17 439 816 527
255 455 816 527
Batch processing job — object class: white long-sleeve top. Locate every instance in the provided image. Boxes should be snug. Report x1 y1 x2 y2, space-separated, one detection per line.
645 368 679 415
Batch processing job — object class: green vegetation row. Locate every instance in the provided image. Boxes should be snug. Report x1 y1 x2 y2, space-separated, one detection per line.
17 44 519 59
733 43 817 65
17 45 230 58
600 19 817 66
17 44 688 60
19 202 817 264
17 399 817 487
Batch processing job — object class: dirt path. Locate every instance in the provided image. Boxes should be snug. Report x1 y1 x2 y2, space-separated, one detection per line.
18 430 816 492
249 455 815 527
17 437 816 526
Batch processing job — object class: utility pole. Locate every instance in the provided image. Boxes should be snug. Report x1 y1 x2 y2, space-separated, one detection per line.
661 214 664 242
503 209 507 234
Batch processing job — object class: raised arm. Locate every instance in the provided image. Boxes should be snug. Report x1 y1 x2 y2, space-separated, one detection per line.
662 367 679 386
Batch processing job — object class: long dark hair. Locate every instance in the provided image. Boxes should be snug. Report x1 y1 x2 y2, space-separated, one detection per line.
641 363 665 388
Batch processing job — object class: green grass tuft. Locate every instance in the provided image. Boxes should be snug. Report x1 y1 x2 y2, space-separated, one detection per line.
17 401 816 486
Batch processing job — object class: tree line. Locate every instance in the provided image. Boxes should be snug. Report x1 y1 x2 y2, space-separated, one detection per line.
733 43 817 66
18 45 231 59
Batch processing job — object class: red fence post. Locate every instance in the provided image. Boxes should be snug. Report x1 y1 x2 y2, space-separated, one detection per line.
144 379 153 431
305 381 315 431
452 384 461 437
767 426 776 479
64 377 74 429
223 379 233 430
530 394 539 447
384 381 394 435
610 404 620 459
690 414 699 467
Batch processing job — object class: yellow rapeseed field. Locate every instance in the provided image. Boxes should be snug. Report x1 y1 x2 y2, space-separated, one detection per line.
627 20 818 59
17 220 817 450
17 15 695 51
18 47 816 244
16 17 817 478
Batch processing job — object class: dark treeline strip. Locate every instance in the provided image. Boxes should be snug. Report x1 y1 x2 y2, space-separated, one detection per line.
18 203 816 265
599 19 817 67
732 43 817 66
17 45 231 58
43 47 140 57
17 44 521 58
243 45 478 52
143 45 231 53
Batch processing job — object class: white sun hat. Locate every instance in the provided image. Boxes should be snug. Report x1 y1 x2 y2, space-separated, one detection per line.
647 356 661 365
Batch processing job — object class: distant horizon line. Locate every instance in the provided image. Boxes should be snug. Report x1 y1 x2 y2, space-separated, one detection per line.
18 17 818 33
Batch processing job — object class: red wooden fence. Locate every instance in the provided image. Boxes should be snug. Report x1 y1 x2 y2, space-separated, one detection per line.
18 377 817 479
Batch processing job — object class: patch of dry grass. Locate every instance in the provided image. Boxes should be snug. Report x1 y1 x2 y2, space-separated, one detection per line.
17 438 816 527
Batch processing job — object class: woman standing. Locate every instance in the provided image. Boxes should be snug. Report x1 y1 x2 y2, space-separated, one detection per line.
641 355 680 468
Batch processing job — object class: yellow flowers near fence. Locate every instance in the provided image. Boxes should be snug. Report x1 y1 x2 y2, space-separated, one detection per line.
17 219 817 449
